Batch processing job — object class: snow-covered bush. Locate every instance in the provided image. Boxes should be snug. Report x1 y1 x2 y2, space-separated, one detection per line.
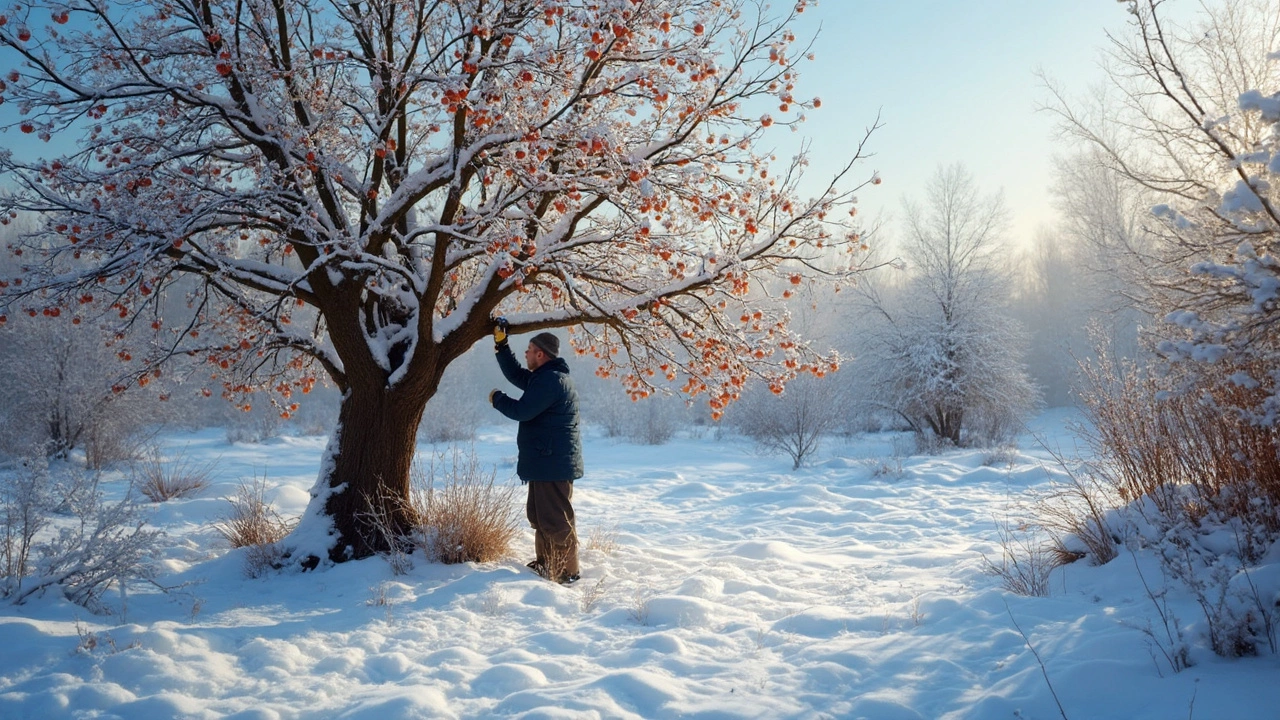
848 165 1039 448
0 455 56 591
1 454 162 612
1055 341 1280 657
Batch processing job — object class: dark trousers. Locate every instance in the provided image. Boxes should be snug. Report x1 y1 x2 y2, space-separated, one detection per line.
526 480 579 578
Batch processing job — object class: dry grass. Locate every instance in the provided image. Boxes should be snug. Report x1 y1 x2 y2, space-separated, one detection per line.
579 576 608 614
983 516 1055 597
584 524 619 555
407 448 519 564
1033 443 1121 566
133 448 213 502
628 587 652 625
215 475 297 577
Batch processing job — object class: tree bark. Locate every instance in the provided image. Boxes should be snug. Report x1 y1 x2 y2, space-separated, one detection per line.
317 383 430 563
928 405 963 446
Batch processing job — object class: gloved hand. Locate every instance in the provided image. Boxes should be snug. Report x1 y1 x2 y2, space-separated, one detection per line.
493 316 509 345
489 389 499 404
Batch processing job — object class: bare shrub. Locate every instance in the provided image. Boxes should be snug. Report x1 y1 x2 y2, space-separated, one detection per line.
585 382 683 445
224 410 283 445
215 476 296 577
1 454 56 591
628 587 652 625
982 515 1055 597
626 398 681 446
1076 351 1280 544
734 375 844 470
0 311 160 470
1068 341 1280 658
83 424 154 471
2 455 162 612
407 448 519 564
359 496 415 576
981 444 1020 468
133 448 213 502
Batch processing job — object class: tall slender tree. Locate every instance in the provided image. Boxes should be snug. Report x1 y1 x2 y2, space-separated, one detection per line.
0 0 876 563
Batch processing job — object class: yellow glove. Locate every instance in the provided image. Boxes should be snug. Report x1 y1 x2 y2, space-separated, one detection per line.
493 316 508 345
489 389 499 404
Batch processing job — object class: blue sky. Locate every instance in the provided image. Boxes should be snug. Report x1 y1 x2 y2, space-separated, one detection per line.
788 1 1136 248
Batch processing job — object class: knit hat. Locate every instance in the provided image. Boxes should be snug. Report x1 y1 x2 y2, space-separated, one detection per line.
530 332 560 358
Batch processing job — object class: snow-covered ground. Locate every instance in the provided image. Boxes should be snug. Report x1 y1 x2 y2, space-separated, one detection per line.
1 408 1276 719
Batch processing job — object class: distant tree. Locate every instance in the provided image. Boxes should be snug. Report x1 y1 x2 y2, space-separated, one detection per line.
0 0 875 563
851 165 1038 447
1008 151 1159 405
1048 151 1154 356
0 311 159 466
0 236 160 466
1010 229 1087 407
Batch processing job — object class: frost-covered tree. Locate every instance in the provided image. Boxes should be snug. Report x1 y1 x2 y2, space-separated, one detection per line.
0 231 160 465
0 311 159 465
0 0 875 562
1050 0 1280 425
851 165 1038 446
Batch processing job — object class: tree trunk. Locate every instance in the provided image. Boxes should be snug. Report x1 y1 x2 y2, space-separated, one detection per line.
927 405 963 447
312 384 431 563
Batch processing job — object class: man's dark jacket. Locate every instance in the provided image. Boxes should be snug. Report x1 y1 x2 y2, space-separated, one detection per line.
492 342 584 482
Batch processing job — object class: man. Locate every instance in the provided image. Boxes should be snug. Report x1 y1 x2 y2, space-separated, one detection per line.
488 322 583 584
